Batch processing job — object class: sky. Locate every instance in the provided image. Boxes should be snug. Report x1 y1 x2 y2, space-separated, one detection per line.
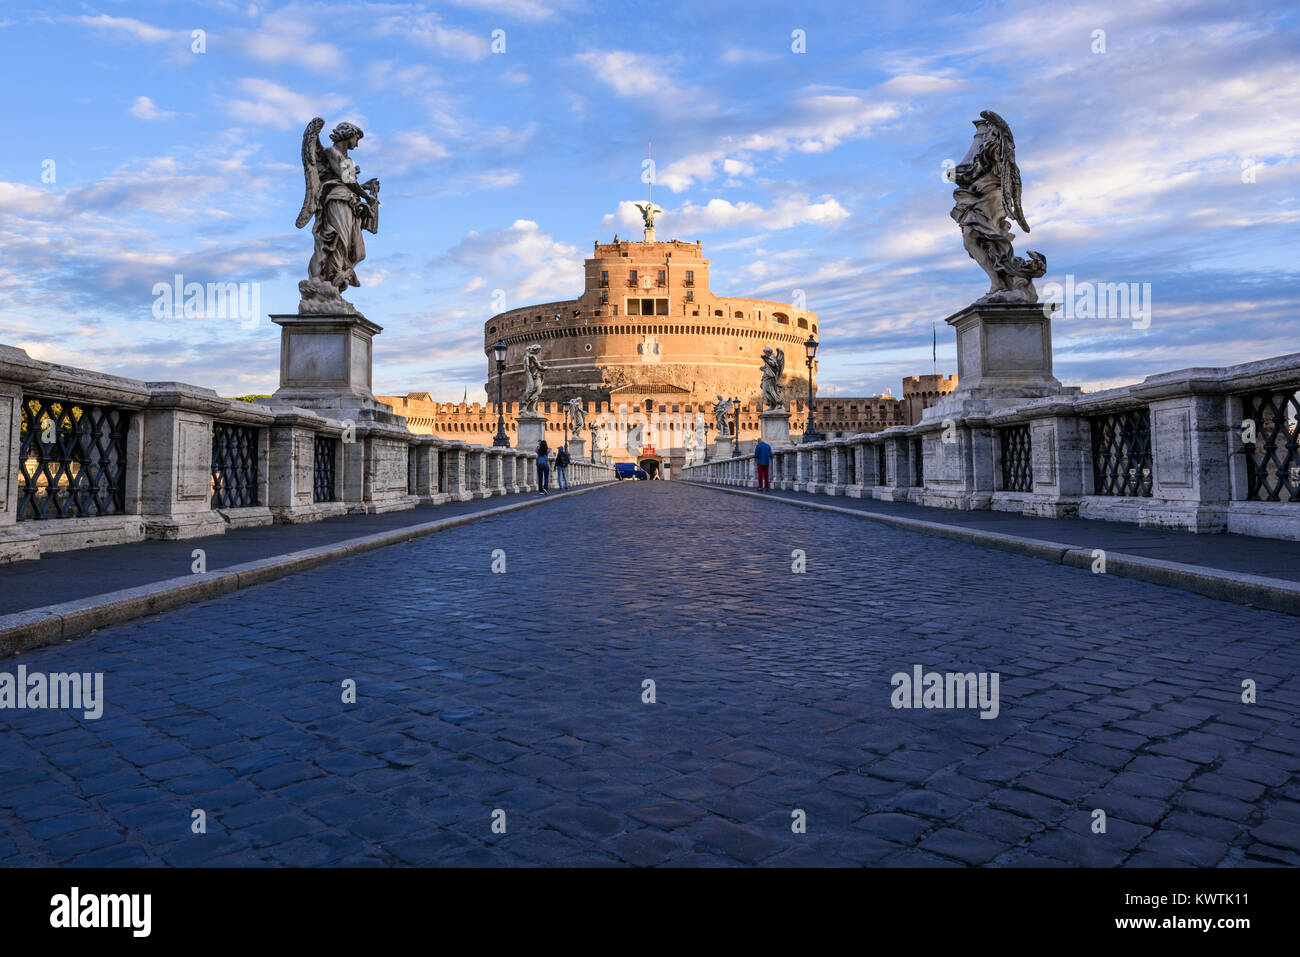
0 0 1297 402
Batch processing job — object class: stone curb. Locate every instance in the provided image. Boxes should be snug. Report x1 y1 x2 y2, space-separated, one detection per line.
688 482 1300 618
0 483 615 658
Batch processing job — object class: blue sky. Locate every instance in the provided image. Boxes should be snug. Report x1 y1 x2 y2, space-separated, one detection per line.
1 0 1297 402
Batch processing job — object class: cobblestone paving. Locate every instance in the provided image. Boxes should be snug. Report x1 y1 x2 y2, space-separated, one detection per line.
1 482 1298 867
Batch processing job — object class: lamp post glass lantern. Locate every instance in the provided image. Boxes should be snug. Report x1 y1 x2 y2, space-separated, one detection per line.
802 335 822 443
492 339 509 447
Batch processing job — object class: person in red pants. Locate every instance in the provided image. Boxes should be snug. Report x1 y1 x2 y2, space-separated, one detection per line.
754 438 772 489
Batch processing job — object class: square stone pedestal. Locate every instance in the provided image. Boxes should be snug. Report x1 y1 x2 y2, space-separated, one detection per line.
714 437 735 459
567 437 586 462
760 409 792 447
516 413 546 453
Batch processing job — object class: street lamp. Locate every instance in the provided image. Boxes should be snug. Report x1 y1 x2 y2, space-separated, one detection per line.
732 395 741 456
802 335 822 443
588 420 598 464
492 339 509 447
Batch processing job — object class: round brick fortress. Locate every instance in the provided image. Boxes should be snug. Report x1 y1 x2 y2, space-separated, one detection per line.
482 236 818 406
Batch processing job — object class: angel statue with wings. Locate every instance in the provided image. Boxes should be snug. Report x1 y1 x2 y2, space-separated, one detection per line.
713 395 733 435
950 110 1046 304
520 344 546 415
634 202 660 230
564 397 587 437
295 118 381 314
760 347 786 410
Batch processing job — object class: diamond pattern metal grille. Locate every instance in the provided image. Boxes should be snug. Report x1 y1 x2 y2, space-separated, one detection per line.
17 397 129 520
211 422 259 508
1089 409 1154 497
999 425 1033 493
313 436 337 503
1240 388 1300 502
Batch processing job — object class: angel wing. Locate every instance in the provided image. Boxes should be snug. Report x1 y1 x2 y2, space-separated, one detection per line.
982 110 1031 234
294 117 326 230
774 348 785 377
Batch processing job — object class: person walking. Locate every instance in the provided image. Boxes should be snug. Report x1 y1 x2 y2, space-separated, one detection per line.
554 445 571 490
753 437 772 490
536 440 550 494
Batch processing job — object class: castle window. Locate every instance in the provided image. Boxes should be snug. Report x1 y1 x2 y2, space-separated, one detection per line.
773 312 789 324
685 270 694 285
734 311 742 318
714 310 723 317
600 270 608 287
657 269 666 286
797 317 809 329
628 269 638 286
685 290 694 301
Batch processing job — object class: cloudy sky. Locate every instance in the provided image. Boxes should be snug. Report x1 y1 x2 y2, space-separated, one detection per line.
1 0 1296 401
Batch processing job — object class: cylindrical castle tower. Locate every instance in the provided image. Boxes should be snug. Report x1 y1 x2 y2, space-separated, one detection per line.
482 235 818 408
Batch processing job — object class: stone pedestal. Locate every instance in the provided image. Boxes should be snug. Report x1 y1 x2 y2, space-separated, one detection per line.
760 408 792 447
923 301 1071 424
567 437 586 462
516 412 546 452
715 436 734 460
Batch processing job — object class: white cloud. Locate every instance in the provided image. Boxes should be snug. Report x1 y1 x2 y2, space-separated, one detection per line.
238 12 342 72
573 50 695 100
383 131 451 173
440 219 582 304
217 78 347 129
129 96 176 122
77 14 182 44
604 195 850 234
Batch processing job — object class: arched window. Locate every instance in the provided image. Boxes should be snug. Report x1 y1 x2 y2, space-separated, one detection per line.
797 317 808 329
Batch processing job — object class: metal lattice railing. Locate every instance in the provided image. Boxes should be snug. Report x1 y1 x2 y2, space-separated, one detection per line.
1090 409 1153 497
313 436 337 503
999 425 1033 492
17 397 130 520
211 422 259 508
1239 388 1300 502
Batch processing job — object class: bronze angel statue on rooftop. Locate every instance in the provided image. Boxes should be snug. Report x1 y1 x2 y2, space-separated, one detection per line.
950 110 1046 303
295 117 381 314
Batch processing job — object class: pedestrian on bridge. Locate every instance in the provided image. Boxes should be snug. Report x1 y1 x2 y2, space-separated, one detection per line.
754 438 772 490
554 446 571 490
536 440 550 494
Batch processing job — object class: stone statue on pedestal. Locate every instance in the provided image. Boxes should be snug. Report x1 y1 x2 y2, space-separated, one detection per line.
295 118 381 315
713 395 733 434
950 110 1045 304
760 347 786 410
521 344 546 415
565 397 586 436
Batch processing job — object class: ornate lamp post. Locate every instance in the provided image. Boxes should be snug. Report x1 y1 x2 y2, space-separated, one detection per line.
492 339 509 447
732 395 741 456
802 335 822 443
588 420 598 464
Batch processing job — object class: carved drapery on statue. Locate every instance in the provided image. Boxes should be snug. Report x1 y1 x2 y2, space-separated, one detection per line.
520 344 546 415
950 110 1045 304
760 347 786 410
564 397 587 436
296 117 381 314
713 395 733 435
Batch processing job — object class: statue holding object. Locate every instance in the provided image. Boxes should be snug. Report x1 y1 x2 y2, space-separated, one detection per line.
295 117 381 314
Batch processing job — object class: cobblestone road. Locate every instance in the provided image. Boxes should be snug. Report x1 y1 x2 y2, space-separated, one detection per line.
2 482 1298 867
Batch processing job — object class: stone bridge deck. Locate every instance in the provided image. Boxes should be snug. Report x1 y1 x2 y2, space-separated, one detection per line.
1 482 1297 866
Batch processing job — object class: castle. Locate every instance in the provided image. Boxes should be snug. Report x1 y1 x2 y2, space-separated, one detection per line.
379 227 954 477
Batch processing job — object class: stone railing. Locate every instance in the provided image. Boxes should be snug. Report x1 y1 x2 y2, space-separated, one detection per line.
0 344 613 564
684 352 1300 542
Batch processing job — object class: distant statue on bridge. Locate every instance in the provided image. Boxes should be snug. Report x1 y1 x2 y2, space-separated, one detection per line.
521 344 546 415
760 347 786 410
714 395 733 435
295 118 381 314
565 397 586 436
950 110 1045 304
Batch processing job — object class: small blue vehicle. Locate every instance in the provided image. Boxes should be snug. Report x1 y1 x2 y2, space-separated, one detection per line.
614 463 650 480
